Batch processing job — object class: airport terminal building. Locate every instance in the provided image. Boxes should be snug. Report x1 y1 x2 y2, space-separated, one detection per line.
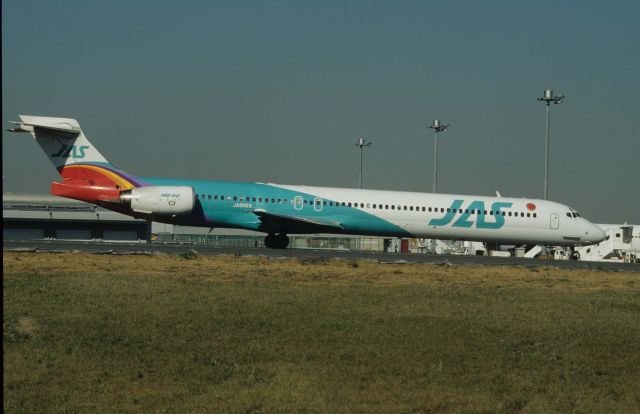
3 194 150 242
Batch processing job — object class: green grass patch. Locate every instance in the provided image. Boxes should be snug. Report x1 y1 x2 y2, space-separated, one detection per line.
4 253 640 413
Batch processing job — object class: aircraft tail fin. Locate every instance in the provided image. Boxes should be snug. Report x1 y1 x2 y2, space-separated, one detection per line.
8 116 145 199
8 115 112 170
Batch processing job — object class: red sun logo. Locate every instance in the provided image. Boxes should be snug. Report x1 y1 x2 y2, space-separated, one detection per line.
526 203 537 211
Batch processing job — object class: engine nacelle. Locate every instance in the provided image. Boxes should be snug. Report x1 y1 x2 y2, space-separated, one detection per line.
120 186 194 215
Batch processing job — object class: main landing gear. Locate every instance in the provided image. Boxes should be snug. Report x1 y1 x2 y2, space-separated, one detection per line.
264 233 289 249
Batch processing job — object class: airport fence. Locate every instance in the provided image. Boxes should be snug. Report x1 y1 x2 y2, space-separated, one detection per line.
153 233 264 248
152 233 386 251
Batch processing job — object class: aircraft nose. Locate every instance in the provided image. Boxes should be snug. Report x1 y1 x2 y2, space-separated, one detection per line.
585 223 606 244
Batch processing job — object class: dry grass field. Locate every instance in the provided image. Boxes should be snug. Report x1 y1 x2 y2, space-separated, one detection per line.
3 252 640 413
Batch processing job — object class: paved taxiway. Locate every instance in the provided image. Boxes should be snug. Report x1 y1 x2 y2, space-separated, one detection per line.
3 240 638 271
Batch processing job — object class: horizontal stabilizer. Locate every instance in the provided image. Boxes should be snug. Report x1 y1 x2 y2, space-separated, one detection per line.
11 115 82 134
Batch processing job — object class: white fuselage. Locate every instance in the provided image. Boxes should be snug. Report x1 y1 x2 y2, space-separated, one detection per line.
274 184 606 246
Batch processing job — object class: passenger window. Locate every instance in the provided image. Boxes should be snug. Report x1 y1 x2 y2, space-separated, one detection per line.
410 206 414 211
527 213 531 217
403 206 407 211
391 205 395 210
533 213 537 218
233 196 237 201
422 207 426 212
385 205 389 210
208 195 212 200
501 211 506 216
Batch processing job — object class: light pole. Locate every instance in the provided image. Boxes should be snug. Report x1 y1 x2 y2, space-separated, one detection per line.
536 89 564 200
428 119 449 193
355 137 372 189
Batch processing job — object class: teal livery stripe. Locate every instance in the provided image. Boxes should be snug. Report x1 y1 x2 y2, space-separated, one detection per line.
141 177 413 236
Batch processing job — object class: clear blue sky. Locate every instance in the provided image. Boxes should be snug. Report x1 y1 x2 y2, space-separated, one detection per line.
3 0 639 223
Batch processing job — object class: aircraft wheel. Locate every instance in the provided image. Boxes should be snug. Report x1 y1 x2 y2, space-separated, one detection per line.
274 233 289 249
264 233 276 249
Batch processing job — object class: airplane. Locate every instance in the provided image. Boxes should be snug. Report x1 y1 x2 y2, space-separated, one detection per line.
8 115 606 249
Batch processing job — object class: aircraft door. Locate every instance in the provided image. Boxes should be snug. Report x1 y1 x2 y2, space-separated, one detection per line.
622 226 633 244
313 197 323 212
293 195 303 211
550 213 559 230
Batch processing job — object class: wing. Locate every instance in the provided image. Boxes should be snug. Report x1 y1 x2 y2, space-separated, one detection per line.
252 209 344 234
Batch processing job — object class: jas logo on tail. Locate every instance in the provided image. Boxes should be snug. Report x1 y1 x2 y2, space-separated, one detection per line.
429 199 513 229
50 144 89 159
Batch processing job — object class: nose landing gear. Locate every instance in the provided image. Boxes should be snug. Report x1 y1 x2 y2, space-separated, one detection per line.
264 233 290 249
570 247 580 260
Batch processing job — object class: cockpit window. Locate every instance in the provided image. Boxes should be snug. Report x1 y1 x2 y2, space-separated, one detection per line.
568 207 582 218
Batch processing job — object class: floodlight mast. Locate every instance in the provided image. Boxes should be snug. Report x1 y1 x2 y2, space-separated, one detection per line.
428 120 449 193
355 137 372 189
536 89 565 200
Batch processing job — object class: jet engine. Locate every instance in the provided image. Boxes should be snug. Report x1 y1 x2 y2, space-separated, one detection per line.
120 186 194 215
